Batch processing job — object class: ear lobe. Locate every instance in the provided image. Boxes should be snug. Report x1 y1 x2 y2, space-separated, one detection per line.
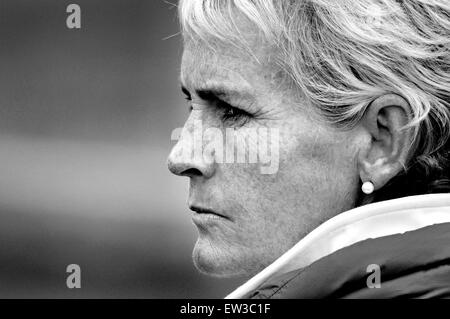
358 94 413 191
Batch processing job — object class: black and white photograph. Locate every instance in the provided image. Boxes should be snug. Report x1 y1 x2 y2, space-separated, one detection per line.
0 0 449 307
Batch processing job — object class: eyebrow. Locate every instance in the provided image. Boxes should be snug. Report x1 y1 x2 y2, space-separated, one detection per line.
180 84 256 104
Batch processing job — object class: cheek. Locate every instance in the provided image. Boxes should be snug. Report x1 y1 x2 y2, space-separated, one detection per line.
217 121 358 234
279 123 359 213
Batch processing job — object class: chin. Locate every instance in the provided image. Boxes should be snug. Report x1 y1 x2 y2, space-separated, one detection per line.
192 237 253 278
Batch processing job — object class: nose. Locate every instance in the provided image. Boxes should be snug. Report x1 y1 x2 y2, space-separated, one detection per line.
167 114 216 179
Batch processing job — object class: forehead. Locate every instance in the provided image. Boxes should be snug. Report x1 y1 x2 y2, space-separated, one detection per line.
181 43 249 89
180 31 282 93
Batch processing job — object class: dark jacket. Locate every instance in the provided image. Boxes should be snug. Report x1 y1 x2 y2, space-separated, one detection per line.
244 222 450 298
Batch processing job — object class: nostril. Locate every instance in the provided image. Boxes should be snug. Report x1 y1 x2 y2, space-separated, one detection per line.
167 156 203 177
180 168 203 177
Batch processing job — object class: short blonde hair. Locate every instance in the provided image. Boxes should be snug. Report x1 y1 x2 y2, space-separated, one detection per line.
178 0 450 199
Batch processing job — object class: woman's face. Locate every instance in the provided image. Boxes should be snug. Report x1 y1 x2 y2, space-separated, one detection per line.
168 34 365 277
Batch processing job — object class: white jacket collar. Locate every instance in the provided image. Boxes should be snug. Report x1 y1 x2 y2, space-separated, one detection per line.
226 193 450 299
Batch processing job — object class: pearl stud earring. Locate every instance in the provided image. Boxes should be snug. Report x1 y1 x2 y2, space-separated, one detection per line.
362 181 375 195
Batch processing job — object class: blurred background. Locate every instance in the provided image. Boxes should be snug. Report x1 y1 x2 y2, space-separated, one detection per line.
0 0 242 298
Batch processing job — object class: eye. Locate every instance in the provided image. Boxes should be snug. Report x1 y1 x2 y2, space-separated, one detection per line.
217 100 252 126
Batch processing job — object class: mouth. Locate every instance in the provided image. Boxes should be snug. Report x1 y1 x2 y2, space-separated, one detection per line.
189 205 229 221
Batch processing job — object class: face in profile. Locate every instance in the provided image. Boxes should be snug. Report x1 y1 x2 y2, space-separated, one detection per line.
167 24 364 278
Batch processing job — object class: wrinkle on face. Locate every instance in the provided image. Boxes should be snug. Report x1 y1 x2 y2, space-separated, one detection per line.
175 23 361 277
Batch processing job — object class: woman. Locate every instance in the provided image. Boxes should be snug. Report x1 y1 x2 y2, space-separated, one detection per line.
168 0 450 298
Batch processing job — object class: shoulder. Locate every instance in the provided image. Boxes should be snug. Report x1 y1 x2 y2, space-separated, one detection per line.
245 222 450 299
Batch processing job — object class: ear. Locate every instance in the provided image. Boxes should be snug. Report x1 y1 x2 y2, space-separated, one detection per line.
358 94 414 192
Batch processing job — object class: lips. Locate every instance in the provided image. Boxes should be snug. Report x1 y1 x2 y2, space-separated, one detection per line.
189 205 229 220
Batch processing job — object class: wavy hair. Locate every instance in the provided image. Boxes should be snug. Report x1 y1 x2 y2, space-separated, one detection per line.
178 0 450 203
